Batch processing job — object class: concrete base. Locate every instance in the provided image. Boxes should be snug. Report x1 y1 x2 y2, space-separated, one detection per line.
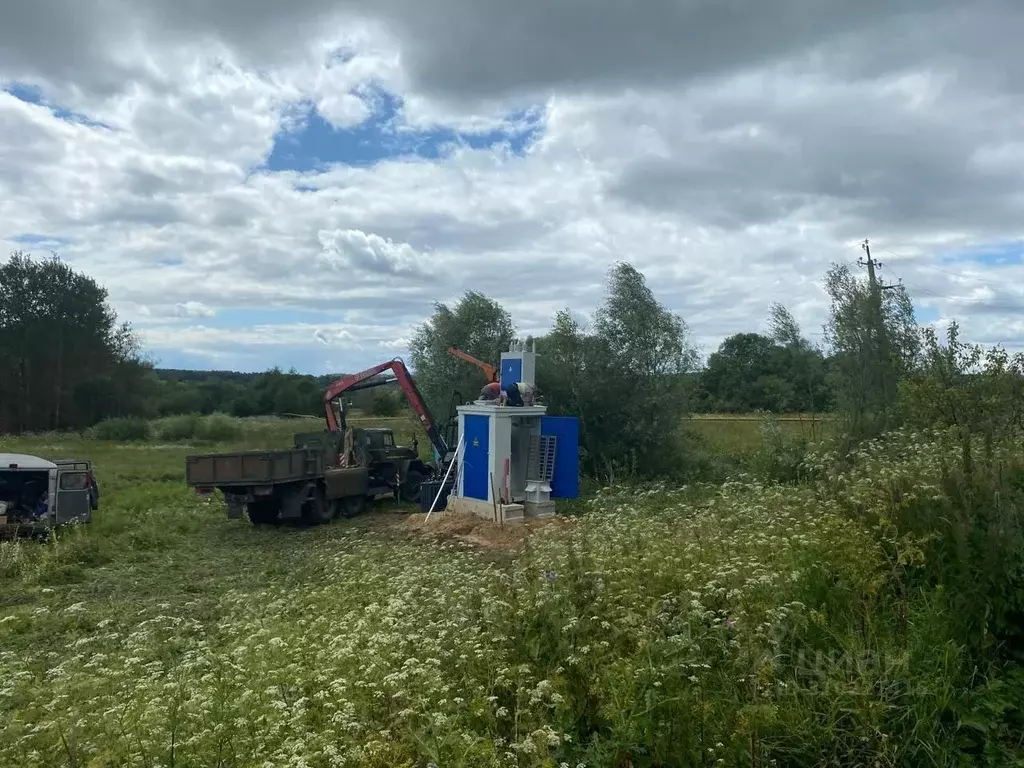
450 496 498 521
500 503 524 523
524 500 556 519
447 496 540 523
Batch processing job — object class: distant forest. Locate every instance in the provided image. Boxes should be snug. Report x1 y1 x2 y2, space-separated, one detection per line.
153 367 389 418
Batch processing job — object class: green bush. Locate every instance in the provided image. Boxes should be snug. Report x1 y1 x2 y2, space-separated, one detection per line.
154 413 201 441
194 412 242 442
91 417 151 441
749 412 810 483
370 391 401 417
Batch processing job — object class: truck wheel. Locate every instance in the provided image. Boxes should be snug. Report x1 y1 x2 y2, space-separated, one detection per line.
246 500 278 525
303 486 334 525
402 470 425 504
339 495 366 518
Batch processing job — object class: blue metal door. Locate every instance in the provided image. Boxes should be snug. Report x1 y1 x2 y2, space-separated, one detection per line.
541 416 579 498
462 415 490 500
500 358 523 390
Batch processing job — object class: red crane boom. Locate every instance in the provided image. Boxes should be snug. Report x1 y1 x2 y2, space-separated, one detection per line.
322 358 450 461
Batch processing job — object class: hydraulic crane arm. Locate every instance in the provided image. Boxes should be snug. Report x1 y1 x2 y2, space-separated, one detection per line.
447 347 498 383
323 358 450 461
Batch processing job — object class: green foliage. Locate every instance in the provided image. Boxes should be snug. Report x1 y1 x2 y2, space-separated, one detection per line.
824 262 919 440
692 305 832 414
409 291 516 417
149 413 241 442
539 263 698 482
748 412 811 483
369 390 402 417
91 416 151 441
3 428 1023 765
153 413 201 441
0 251 153 432
901 321 1024 480
193 412 243 442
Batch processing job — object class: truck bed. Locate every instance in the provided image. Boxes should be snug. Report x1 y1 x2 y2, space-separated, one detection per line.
185 448 324 488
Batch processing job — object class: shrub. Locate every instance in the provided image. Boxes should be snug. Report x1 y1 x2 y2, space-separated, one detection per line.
194 412 242 442
91 417 150 441
154 413 201 441
749 412 809 483
370 391 401 417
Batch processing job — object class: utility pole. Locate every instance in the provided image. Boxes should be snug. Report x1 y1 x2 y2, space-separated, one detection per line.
858 239 899 295
858 238 899 420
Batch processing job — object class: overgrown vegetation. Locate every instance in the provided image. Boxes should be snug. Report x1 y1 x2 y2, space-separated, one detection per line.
3 418 1024 766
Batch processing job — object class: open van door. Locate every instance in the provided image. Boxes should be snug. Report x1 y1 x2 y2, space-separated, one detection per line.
54 465 92 525
53 460 98 512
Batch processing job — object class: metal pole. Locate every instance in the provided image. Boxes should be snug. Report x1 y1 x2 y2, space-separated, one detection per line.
425 435 463 522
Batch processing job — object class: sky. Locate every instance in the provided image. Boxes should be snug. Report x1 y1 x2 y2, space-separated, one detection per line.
2 1 1024 374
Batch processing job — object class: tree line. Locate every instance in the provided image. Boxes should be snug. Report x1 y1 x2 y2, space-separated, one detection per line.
5 249 1020 477
0 252 397 433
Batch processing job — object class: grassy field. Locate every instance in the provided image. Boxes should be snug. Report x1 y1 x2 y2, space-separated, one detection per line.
1 415 1019 766
686 413 831 455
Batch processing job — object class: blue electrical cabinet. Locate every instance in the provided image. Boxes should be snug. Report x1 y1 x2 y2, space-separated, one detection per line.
541 416 579 498
462 415 490 500
500 357 523 390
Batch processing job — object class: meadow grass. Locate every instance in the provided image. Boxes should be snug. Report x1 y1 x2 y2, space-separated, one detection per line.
687 414 832 455
1 416 1020 766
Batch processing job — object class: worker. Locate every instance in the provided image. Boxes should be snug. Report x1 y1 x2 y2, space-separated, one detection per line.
501 381 539 407
479 381 501 401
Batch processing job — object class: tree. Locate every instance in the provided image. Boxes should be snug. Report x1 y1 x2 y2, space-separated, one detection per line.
0 251 149 432
702 333 779 412
409 291 516 419
699 306 831 414
768 303 806 350
538 263 697 481
823 263 918 438
370 391 402 417
901 321 1024 484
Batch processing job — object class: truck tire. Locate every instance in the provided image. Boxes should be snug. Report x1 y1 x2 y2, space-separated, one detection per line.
338 495 366 518
402 470 425 504
303 485 334 525
245 500 278 525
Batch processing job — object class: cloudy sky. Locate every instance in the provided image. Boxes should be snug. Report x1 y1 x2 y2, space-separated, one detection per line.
2 1 1024 374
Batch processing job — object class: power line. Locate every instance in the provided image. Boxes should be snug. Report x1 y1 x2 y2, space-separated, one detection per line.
885 267 1024 306
879 248 1013 285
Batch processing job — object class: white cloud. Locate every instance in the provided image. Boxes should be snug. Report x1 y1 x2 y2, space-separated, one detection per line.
318 228 437 279
174 301 215 318
2 2 1024 375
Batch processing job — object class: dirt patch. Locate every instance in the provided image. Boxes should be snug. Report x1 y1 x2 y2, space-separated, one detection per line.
401 510 564 550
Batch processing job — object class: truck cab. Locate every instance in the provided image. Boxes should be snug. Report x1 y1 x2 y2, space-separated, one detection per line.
0 454 96 535
349 427 433 502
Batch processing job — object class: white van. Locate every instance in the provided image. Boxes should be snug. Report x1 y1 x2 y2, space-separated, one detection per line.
0 454 96 535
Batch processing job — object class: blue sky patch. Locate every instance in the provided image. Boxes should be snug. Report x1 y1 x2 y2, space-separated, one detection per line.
3 82 112 130
265 86 544 172
9 232 68 247
941 240 1024 266
916 305 940 324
